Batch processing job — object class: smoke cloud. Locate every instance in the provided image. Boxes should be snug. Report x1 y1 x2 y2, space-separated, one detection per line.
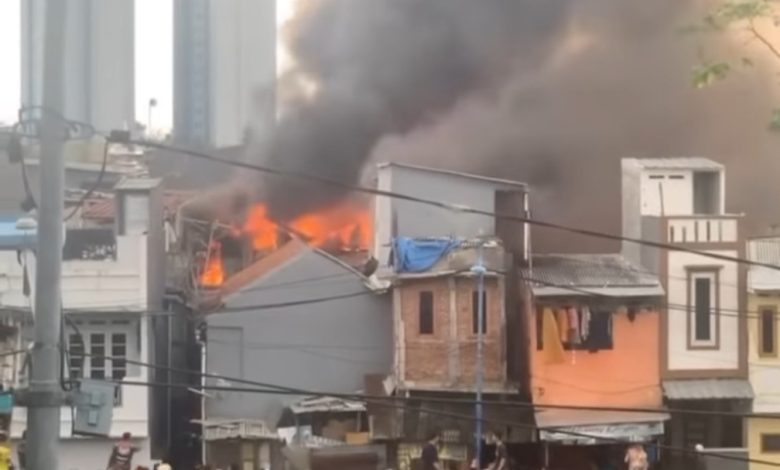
254 0 780 251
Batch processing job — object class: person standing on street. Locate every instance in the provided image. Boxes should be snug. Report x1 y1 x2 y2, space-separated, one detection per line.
421 432 443 470
107 432 139 470
488 432 509 470
624 444 648 470
0 432 12 470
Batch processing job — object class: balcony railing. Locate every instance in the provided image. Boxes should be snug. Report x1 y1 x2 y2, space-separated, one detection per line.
666 217 739 244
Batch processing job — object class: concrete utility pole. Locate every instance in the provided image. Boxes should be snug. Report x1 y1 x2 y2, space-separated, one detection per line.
27 0 67 469
472 245 487 468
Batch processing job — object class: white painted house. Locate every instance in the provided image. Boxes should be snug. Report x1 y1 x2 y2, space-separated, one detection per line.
622 158 749 469
0 178 166 470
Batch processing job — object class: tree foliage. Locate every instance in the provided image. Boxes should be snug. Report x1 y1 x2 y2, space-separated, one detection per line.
691 0 780 129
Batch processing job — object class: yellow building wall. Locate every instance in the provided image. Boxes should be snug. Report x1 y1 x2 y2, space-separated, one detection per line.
748 417 780 470
748 293 780 470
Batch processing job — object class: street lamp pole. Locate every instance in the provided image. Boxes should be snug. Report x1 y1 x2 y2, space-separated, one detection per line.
147 98 158 136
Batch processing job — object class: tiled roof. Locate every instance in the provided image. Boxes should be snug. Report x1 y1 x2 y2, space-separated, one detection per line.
625 157 723 171
80 190 197 221
219 239 308 298
525 254 660 288
662 379 754 400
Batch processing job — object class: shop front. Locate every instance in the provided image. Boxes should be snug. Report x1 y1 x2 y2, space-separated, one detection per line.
535 410 669 470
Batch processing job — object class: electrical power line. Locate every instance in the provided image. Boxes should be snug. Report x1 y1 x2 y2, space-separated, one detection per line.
115 136 780 272
70 350 778 421
64 356 780 467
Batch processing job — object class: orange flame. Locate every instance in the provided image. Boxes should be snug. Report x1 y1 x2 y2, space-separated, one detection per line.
200 242 225 287
244 200 372 251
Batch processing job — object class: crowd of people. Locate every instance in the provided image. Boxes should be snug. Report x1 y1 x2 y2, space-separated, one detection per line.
420 431 651 470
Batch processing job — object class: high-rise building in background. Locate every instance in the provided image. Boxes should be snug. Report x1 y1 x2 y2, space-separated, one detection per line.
21 0 135 134
173 0 276 148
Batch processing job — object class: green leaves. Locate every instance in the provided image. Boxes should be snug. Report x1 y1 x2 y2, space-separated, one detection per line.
692 62 732 88
706 0 773 29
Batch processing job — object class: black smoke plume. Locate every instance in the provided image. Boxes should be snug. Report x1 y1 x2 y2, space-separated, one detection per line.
255 0 780 251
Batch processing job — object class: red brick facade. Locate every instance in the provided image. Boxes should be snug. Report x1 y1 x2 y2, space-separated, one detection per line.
397 276 506 388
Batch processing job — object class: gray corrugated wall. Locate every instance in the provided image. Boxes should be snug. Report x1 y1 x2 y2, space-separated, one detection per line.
205 249 392 425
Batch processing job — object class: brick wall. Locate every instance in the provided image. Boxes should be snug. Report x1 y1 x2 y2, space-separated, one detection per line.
398 276 505 387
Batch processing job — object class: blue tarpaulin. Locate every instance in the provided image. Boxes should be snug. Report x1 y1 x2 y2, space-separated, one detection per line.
0 218 37 249
393 237 460 273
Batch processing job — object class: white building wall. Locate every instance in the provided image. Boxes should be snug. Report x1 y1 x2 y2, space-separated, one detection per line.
639 170 693 216
0 234 153 468
0 236 146 311
666 250 740 371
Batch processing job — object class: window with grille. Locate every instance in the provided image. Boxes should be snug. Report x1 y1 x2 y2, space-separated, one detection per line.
67 329 131 406
111 333 127 379
89 334 106 379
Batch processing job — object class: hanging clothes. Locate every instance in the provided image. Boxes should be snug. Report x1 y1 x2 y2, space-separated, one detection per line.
542 308 566 365
567 306 581 345
581 306 592 341
556 308 569 343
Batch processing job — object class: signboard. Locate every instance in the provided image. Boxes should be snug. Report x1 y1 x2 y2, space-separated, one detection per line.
539 421 665 445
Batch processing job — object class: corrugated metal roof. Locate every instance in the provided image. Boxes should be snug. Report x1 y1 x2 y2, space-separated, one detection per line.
662 379 754 400
290 396 366 414
524 254 661 289
626 157 723 171
534 409 669 429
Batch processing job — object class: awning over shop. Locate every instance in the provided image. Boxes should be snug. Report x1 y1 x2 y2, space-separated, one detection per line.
535 409 669 445
662 379 754 400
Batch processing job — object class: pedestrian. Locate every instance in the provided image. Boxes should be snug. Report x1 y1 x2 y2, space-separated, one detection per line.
16 432 24 470
487 432 509 470
420 431 443 470
624 444 648 470
107 432 139 470
0 432 12 470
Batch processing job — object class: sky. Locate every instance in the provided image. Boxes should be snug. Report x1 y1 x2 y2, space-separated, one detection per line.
0 0 293 131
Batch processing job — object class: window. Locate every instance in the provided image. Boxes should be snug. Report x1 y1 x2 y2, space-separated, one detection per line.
418 291 434 335
68 330 130 407
688 269 719 347
89 334 106 379
759 307 777 357
68 331 130 381
68 333 84 379
111 333 127 379
472 290 488 334
762 434 780 453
